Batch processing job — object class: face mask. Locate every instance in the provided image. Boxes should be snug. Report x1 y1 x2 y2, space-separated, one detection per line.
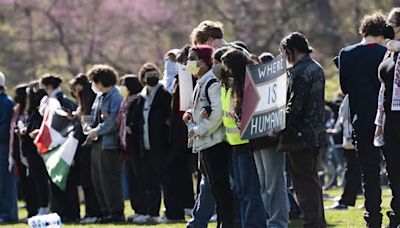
91 83 101 94
212 63 223 79
187 60 201 75
146 76 159 87
119 85 129 97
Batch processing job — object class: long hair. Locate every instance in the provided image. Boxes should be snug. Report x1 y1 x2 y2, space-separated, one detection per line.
27 81 46 115
221 49 252 117
69 74 96 115
14 84 28 114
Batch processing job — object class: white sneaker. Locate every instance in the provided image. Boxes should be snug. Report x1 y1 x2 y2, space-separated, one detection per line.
209 214 217 222
37 207 50 216
80 217 98 224
156 215 185 224
184 208 193 217
127 214 142 222
131 214 155 224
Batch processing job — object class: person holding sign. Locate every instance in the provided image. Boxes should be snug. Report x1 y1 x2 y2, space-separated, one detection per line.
278 32 327 228
221 49 267 228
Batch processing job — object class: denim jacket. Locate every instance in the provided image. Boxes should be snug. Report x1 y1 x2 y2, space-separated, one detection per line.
0 92 13 144
91 86 123 150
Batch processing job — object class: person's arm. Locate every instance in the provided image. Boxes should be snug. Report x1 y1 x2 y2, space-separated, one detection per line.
0 98 13 140
193 83 223 136
339 50 349 95
285 70 310 130
375 82 385 127
94 93 123 135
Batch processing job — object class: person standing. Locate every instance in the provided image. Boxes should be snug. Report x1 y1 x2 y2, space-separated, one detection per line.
68 74 102 224
339 12 387 228
128 63 171 224
278 32 327 228
373 8 400 227
87 65 124 223
0 72 18 223
183 45 234 228
221 49 268 228
39 74 79 223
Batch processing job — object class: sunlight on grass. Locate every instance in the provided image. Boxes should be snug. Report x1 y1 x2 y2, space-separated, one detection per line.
3 188 393 227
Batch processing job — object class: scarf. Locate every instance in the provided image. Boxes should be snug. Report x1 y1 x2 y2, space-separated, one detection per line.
392 53 400 111
116 95 136 157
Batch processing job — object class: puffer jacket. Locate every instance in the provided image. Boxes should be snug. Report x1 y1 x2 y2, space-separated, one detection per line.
189 70 226 153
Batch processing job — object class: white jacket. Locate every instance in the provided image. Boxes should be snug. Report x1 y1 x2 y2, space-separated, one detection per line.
189 70 226 153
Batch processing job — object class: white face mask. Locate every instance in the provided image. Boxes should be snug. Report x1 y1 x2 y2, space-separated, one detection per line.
91 83 101 94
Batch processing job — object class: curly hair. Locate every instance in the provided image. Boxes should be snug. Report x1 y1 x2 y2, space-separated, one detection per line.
87 64 118 87
359 11 386 37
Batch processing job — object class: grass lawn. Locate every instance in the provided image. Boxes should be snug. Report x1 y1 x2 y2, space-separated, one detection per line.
2 187 392 227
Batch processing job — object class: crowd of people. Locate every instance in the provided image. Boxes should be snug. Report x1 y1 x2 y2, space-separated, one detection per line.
0 8 400 228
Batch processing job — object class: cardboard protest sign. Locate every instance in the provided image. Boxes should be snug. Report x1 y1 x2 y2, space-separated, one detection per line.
240 55 287 139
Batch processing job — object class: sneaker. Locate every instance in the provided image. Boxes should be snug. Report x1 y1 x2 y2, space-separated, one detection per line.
209 214 217 222
184 208 193 217
131 214 155 224
325 202 348 210
156 215 185 224
127 214 142 222
80 216 98 224
98 214 125 224
37 207 50 216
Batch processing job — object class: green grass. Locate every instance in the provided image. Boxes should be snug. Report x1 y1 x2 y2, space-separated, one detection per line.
2 187 393 227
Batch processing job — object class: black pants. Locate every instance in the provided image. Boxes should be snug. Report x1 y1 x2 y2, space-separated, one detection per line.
200 142 234 228
21 136 49 218
130 150 162 216
91 142 124 216
78 145 101 218
48 163 80 221
383 115 400 225
287 149 326 228
163 143 195 220
339 149 362 206
353 124 382 226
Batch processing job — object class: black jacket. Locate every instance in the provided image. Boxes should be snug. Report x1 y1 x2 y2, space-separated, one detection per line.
278 56 327 152
127 85 171 156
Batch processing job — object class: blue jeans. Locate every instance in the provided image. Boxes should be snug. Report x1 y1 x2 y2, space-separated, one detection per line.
253 146 289 228
231 144 267 228
0 143 18 222
187 175 216 228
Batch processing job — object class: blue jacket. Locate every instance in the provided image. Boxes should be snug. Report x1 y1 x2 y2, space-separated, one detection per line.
91 86 123 150
0 92 13 144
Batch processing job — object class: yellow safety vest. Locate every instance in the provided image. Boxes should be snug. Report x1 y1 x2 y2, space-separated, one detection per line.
221 86 249 146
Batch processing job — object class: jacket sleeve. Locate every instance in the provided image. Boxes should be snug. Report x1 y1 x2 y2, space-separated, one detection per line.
0 98 13 141
375 82 385 126
95 93 123 136
339 50 349 95
193 83 223 136
285 71 310 130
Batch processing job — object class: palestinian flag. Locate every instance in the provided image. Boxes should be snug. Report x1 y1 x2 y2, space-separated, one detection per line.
34 98 74 154
34 97 79 190
41 132 79 191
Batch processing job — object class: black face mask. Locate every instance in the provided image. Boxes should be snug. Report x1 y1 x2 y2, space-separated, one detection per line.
146 76 159 87
384 24 395 39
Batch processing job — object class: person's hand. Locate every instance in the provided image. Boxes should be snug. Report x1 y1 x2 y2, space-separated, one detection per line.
267 131 277 138
126 127 132 135
8 156 14 173
188 128 196 138
101 112 109 120
375 125 383 137
29 129 40 139
200 108 209 119
88 129 99 140
19 127 27 136
66 110 75 120
183 112 192 124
